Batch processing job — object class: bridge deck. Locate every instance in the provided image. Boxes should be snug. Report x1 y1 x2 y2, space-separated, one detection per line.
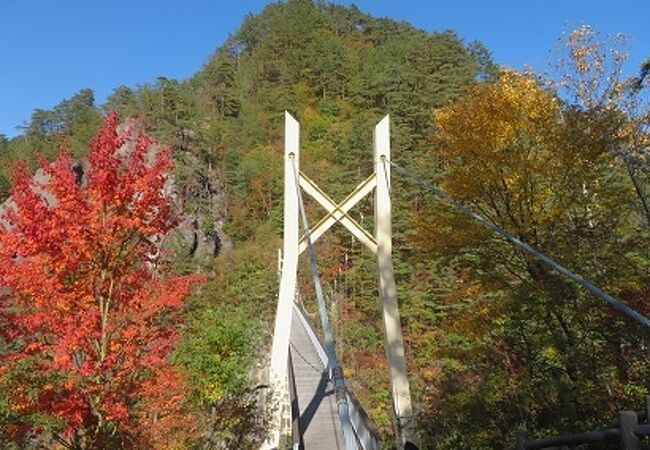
290 306 344 450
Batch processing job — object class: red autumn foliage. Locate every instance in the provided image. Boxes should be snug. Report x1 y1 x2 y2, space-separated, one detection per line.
0 113 202 448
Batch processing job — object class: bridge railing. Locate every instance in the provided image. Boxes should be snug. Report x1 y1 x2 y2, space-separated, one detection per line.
288 351 302 450
514 397 650 450
292 302 382 450
346 388 382 450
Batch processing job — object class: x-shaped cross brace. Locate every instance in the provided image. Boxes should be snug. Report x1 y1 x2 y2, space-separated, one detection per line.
298 171 378 255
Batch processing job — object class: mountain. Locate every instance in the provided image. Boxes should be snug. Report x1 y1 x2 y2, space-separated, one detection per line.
0 1 492 445
2 1 647 449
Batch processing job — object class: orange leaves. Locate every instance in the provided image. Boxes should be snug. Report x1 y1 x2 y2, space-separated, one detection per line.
555 25 632 112
0 113 202 445
132 366 197 449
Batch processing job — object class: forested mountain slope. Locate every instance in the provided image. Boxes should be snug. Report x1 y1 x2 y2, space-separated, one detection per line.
1 1 648 448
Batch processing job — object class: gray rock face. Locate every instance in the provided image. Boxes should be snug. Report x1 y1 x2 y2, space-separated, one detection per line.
0 119 230 262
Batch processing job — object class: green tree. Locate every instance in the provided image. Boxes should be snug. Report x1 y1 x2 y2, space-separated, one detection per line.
414 69 649 449
0 1 497 445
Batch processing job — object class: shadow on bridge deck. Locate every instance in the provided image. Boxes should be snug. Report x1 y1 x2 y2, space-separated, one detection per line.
290 305 344 450
288 303 382 450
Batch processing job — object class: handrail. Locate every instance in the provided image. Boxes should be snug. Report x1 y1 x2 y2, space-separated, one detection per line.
292 303 382 450
515 399 650 450
287 352 302 450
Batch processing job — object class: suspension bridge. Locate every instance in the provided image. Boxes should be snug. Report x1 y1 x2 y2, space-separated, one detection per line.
263 113 650 450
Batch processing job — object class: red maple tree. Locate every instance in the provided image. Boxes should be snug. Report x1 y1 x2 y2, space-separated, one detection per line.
0 113 201 448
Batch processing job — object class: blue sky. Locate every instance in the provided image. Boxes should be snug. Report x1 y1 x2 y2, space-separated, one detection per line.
1 0 649 137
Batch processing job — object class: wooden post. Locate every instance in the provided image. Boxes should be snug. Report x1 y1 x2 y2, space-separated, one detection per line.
619 410 640 450
374 115 416 447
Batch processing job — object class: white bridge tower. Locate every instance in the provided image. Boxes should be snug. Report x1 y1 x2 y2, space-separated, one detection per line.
267 112 416 448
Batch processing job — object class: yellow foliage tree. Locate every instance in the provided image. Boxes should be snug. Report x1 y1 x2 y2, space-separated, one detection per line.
415 69 649 448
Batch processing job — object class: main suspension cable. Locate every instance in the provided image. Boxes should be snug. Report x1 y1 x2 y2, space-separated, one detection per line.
290 156 358 450
387 158 650 329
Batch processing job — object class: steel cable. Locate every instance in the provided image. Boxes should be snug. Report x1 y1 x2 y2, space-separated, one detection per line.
290 156 359 450
387 158 650 329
